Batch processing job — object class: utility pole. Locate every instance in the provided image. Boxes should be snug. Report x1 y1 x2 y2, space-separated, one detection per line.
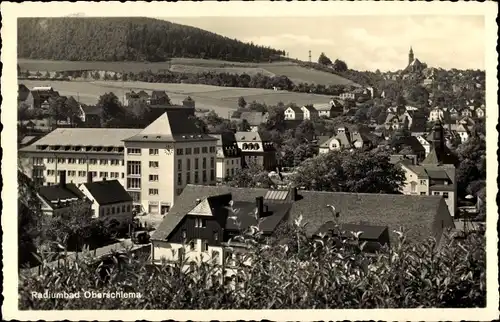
308 50 312 63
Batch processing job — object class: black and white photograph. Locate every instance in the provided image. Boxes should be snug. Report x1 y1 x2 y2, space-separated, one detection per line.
2 1 498 321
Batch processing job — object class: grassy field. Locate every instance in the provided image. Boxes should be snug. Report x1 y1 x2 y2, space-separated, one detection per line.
19 58 357 87
21 80 333 117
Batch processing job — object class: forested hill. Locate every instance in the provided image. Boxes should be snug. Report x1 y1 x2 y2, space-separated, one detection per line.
17 17 285 63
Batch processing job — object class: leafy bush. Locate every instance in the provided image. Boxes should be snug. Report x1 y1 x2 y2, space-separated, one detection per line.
19 220 485 310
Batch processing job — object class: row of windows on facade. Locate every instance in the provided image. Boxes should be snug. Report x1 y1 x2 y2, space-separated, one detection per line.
127 146 216 156
126 157 216 176
126 169 216 190
44 170 122 179
410 186 450 199
100 204 132 217
34 157 123 166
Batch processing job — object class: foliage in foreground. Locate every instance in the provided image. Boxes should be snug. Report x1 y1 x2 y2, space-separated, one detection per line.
19 219 486 310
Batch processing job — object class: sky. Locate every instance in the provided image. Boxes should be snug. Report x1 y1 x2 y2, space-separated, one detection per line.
163 16 485 72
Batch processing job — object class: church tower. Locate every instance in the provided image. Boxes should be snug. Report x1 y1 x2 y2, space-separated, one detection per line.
408 47 414 65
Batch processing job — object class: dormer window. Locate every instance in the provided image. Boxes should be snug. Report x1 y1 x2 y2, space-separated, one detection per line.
195 218 207 228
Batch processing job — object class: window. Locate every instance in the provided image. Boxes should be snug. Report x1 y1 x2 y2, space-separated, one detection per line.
202 170 207 182
117 207 121 214
107 207 111 215
177 173 182 186
202 147 208 153
149 161 159 168
195 218 207 228
420 192 426 195
149 189 159 195
126 161 141 175
47 158 55 164
100 209 105 217
194 147 200 154
32 157 43 165
127 178 141 189
190 241 195 250
90 171 98 178
57 158 66 164
420 180 427 185
226 169 230 177
433 192 440 196
111 207 115 214
122 205 126 212
178 159 182 171
78 158 86 164
194 171 199 184
210 157 215 168
203 240 209 252
99 159 108 165
127 205 131 212
121 173 125 178
443 192 449 199
68 170 76 177
177 148 184 155
231 168 235 176
181 229 187 241
149 149 159 155
78 171 86 177
186 172 191 184
110 159 120 166
209 147 216 153
99 172 108 178
231 159 234 165
149 174 159 181
210 170 215 181
202 157 207 169
89 159 97 165
185 148 192 155
148 202 159 214
187 159 191 171
127 148 141 155
214 231 219 241
195 158 199 170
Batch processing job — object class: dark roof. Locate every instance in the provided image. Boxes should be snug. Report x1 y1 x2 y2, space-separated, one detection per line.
151 90 168 98
426 170 450 180
82 180 132 206
137 90 149 98
38 183 86 207
18 84 31 101
315 222 388 241
151 185 452 243
429 184 455 192
81 105 101 115
211 132 241 157
225 201 291 233
421 145 459 166
390 136 425 154
286 105 303 114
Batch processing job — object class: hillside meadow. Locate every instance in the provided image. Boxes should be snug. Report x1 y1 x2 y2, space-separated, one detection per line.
21 80 333 117
18 58 357 87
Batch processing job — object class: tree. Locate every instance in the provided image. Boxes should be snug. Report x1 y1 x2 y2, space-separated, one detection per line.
97 92 126 127
226 161 270 188
291 149 405 193
238 96 247 109
318 52 332 66
48 96 70 124
295 120 316 143
238 119 251 131
189 115 208 133
203 110 225 129
45 71 51 78
332 59 348 73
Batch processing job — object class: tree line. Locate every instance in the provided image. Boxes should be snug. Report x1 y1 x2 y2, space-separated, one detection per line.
18 17 285 62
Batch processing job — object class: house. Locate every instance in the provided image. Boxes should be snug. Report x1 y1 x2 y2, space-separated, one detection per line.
210 132 242 181
150 91 170 105
237 111 269 132
428 107 450 123
235 131 277 171
416 135 431 157
182 96 196 110
125 91 150 106
151 184 455 268
18 84 31 102
79 104 101 127
37 171 92 217
319 127 372 153
137 90 151 104
455 124 471 143
475 107 485 119
448 107 460 120
300 105 319 120
79 177 134 229
284 105 304 121
460 108 473 118
31 89 59 111
389 135 426 162
399 122 459 216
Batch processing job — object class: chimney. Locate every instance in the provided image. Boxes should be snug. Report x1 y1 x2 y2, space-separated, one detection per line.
59 171 67 187
87 172 93 184
289 187 298 201
255 196 264 218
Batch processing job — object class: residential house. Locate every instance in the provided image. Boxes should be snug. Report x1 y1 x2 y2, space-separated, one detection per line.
182 96 196 110
399 122 459 216
79 177 134 229
455 124 471 143
18 84 31 102
17 119 54 134
235 131 277 171
237 111 269 132
123 111 217 214
31 89 60 111
284 105 304 121
150 91 170 105
389 134 426 162
300 105 319 120
339 88 370 102
125 91 149 106
416 135 431 157
319 127 372 153
37 171 92 217
151 185 454 269
428 107 450 123
448 107 460 120
79 104 101 127
460 108 473 118
210 132 242 181
475 106 485 119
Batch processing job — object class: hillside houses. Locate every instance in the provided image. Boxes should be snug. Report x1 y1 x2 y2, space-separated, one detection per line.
319 127 372 153
233 111 269 132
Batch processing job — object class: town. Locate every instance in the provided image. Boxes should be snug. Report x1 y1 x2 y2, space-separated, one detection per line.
16 17 487 310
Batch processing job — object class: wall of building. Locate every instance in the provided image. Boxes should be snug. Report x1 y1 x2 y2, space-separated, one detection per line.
400 165 430 196
152 239 224 266
216 157 242 180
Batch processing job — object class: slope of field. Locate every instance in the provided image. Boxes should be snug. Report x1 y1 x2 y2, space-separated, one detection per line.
21 80 333 117
19 58 358 87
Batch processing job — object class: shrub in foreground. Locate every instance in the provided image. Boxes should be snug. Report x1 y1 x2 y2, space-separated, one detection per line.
19 222 486 310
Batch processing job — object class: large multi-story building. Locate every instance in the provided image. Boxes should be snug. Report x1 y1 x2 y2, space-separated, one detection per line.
122 111 217 214
19 111 217 214
234 131 277 171
19 128 141 187
210 132 242 182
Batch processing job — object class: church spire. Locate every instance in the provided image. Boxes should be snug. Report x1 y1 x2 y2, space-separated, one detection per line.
408 46 414 65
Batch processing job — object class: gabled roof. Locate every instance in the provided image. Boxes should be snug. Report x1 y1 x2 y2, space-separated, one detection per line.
137 90 149 98
124 111 216 143
81 180 132 206
285 105 303 114
390 136 425 154
81 105 101 115
301 105 318 113
151 90 168 98
314 103 333 111
210 132 241 158
38 183 86 207
151 185 452 243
